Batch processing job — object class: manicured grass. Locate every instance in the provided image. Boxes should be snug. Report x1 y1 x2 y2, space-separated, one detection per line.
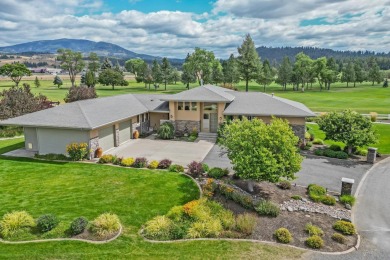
307 123 390 154
0 140 304 259
1 78 389 113
0 137 25 154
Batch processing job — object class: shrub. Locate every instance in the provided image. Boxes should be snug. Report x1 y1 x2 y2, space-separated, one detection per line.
274 228 293 243
66 143 89 161
305 223 324 236
291 195 302 200
202 178 217 198
166 206 185 222
70 217 88 236
255 200 280 217
278 180 291 190
331 233 346 244
236 213 257 235
158 159 172 169
335 151 348 159
186 218 223 238
64 85 97 103
333 220 356 235
133 157 148 168
148 160 159 169
306 235 324 249
0 211 35 238
183 200 201 216
308 184 326 202
157 122 174 139
321 195 336 205
329 144 342 151
305 131 311 140
98 154 115 164
314 149 324 156
207 167 228 179
144 215 175 240
355 148 368 156
112 156 122 165
37 214 59 233
219 210 235 230
219 184 253 209
91 213 121 238
340 195 356 206
187 161 204 177
120 157 135 167
370 112 377 122
168 164 184 173
202 163 210 173
312 138 324 145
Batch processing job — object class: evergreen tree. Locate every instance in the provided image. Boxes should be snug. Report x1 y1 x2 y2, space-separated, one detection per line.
151 59 162 89
160 57 172 90
222 54 240 87
53 75 63 88
257 59 274 92
276 56 293 90
181 53 196 89
211 60 224 85
85 70 96 88
88 52 100 73
354 59 366 86
34 76 41 88
237 34 262 92
101 58 112 70
368 58 382 85
341 62 355 87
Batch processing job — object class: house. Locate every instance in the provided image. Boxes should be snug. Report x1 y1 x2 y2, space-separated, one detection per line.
0 85 315 157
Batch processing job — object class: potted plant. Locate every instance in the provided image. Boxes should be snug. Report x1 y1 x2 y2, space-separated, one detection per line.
95 147 103 158
133 130 140 139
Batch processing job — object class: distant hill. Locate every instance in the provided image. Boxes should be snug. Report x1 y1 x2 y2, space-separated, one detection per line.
0 38 175 62
256 46 390 64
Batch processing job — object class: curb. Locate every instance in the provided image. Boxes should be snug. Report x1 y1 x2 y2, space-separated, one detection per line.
0 225 122 245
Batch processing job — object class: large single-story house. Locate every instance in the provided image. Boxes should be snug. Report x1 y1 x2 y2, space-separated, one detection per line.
0 85 315 157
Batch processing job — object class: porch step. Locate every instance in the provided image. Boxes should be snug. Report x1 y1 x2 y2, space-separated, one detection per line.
197 132 217 143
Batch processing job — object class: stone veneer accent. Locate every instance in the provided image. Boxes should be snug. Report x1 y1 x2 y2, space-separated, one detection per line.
114 127 120 147
89 136 99 159
291 124 305 141
132 120 151 135
367 147 377 164
174 120 200 135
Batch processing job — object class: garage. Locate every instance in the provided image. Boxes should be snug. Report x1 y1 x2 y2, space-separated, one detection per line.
119 120 132 145
99 125 115 152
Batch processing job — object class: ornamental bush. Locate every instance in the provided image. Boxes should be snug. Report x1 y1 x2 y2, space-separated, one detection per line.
329 144 342 151
148 160 159 169
255 200 280 217
70 217 88 236
331 233 346 244
157 122 175 139
187 161 204 177
321 195 336 205
168 164 184 173
158 159 172 169
90 213 121 238
66 142 89 161
333 220 356 235
0 211 35 238
120 157 135 167
186 218 223 238
202 163 210 173
236 213 257 235
144 216 175 240
278 180 291 190
207 167 229 179
291 195 302 200
98 154 115 164
306 235 324 249
340 195 356 206
308 184 327 202
274 228 293 243
37 214 59 233
166 206 185 222
133 157 148 168
312 138 324 145
305 223 324 236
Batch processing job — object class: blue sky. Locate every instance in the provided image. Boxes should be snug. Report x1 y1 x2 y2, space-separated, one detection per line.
0 0 389 58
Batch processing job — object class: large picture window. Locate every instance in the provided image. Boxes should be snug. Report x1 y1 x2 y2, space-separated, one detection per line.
185 102 190 111
191 102 197 111
204 103 217 111
178 102 183 110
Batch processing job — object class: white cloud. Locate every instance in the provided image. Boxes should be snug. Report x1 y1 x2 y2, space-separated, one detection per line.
0 0 389 58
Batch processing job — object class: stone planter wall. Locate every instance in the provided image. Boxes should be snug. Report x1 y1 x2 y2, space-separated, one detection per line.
175 120 200 136
89 136 99 159
291 124 305 141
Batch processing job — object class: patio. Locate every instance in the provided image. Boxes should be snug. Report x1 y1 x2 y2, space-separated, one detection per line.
106 138 215 167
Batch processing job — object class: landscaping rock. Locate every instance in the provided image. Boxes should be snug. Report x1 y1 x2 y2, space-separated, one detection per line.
287 206 293 212
345 204 352 210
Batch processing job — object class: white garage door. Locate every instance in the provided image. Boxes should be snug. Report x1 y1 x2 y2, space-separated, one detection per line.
119 120 132 145
99 126 115 152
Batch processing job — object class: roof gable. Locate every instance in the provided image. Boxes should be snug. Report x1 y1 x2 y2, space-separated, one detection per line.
161 85 235 102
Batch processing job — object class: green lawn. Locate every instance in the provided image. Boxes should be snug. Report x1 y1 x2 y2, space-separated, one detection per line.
0 140 303 259
1 78 389 114
307 123 390 154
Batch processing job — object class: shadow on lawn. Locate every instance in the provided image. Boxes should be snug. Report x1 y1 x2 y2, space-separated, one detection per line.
0 155 69 165
176 174 201 204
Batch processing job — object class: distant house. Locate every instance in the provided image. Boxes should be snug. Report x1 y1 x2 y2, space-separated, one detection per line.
29 67 47 73
0 85 314 157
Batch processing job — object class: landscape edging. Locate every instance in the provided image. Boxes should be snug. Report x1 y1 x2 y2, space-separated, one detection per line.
0 224 122 245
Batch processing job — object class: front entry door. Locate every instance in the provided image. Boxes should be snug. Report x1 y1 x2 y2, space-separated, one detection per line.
210 113 218 133
203 113 210 132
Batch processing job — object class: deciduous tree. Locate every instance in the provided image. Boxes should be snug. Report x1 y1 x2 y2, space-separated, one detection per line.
53 75 63 88
64 86 97 103
341 62 355 87
220 117 303 192
0 63 31 86
125 58 145 79
57 49 85 87
184 48 216 85
317 110 378 154
98 68 128 90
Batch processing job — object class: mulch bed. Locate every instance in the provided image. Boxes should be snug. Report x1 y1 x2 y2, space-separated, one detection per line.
212 179 357 252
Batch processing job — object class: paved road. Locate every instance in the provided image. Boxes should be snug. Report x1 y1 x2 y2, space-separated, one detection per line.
305 158 390 260
203 145 370 194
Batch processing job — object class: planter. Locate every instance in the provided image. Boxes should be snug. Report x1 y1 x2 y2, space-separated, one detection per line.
133 130 140 139
95 147 103 158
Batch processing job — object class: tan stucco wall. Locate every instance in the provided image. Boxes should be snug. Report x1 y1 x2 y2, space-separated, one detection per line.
170 101 201 121
150 112 169 129
217 103 225 124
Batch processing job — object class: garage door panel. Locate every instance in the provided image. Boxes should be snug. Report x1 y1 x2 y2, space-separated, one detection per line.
99 126 114 152
119 120 131 144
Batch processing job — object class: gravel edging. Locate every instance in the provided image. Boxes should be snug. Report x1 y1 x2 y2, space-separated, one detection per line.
0 224 122 245
138 228 358 255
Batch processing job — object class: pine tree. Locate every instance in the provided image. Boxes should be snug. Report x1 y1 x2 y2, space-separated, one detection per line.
237 34 262 92
257 59 274 92
161 57 172 90
341 62 355 87
276 56 293 90
101 58 112 70
368 58 381 85
53 75 63 88
222 54 240 87
151 59 162 90
34 76 41 88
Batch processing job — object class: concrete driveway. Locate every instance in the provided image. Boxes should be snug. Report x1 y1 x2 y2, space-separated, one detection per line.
106 139 214 166
202 145 371 194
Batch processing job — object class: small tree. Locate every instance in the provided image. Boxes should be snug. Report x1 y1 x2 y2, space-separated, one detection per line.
34 76 41 88
53 75 63 88
64 86 98 103
220 117 303 192
0 63 32 86
98 68 128 90
317 110 378 154
57 49 85 87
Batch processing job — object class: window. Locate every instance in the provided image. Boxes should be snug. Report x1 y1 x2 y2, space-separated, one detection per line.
203 114 209 120
178 102 183 110
185 102 190 111
247 116 253 120
204 103 217 111
145 113 149 121
191 102 197 111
